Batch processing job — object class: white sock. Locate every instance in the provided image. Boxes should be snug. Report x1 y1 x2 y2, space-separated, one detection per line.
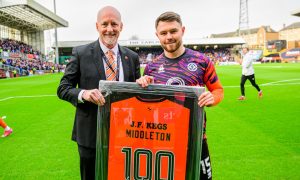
4 126 11 131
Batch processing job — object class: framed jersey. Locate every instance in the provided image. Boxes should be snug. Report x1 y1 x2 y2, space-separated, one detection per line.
96 81 205 180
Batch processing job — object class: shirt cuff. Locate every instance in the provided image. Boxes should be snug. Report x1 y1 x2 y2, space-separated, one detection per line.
78 90 85 103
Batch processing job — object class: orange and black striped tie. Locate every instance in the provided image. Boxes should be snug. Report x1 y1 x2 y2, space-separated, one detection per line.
105 50 117 81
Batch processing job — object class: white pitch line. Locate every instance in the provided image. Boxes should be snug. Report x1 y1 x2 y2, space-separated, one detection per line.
255 66 283 68
0 95 56 102
260 79 300 86
224 81 300 88
261 82 300 86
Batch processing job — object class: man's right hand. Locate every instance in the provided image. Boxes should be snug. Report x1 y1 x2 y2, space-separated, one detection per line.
136 75 154 88
82 89 105 106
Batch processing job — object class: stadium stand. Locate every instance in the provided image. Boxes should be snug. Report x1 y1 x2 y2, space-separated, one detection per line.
0 0 68 78
0 38 65 76
54 38 245 65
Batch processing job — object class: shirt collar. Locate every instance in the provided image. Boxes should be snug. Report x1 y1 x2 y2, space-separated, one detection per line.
99 39 119 56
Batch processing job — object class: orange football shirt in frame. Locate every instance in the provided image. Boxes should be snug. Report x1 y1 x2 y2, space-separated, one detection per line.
107 97 190 180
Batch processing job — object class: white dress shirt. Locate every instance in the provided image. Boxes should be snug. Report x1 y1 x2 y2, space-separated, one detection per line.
78 41 125 102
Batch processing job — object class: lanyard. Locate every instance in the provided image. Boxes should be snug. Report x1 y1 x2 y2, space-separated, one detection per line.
103 53 121 81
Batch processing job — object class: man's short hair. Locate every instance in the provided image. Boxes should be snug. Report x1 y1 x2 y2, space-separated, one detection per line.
243 47 249 51
155 11 182 28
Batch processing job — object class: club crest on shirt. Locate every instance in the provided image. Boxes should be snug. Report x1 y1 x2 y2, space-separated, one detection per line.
158 64 165 73
187 63 197 72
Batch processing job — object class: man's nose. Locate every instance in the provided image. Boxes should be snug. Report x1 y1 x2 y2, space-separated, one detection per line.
107 24 113 31
166 32 173 39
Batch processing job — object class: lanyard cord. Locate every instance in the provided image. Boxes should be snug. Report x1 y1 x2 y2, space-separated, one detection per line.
103 53 121 81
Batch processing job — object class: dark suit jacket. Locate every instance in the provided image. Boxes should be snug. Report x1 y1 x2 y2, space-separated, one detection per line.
57 40 140 148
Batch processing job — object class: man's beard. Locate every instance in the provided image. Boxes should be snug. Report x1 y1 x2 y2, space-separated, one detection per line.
162 39 182 53
105 37 116 45
103 33 118 46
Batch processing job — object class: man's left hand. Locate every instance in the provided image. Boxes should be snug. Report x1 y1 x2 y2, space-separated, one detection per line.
198 91 215 107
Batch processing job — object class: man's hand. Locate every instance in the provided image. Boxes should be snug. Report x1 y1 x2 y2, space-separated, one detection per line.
136 75 154 88
198 91 215 107
238 59 242 65
82 89 105 106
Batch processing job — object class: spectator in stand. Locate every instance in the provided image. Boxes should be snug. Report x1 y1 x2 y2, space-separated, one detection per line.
12 69 17 77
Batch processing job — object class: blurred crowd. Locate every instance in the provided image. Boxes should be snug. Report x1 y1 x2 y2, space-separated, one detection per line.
0 38 63 76
136 47 235 65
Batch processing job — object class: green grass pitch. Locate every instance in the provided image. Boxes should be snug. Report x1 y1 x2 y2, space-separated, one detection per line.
0 63 299 179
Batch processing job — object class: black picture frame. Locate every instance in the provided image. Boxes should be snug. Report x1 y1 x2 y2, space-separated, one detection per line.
96 81 205 180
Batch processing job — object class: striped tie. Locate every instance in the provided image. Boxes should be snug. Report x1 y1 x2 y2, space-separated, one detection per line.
105 50 117 81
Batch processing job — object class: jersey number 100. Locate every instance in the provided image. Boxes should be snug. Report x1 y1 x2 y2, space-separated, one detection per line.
121 147 175 180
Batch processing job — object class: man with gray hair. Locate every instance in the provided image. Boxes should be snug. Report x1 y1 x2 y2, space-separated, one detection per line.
57 6 140 180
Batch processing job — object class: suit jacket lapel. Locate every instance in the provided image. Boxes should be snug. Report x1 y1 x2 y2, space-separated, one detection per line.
119 45 130 81
92 40 106 80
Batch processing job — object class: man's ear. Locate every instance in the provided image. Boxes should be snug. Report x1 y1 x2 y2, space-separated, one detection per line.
182 26 185 35
120 22 123 32
96 22 99 31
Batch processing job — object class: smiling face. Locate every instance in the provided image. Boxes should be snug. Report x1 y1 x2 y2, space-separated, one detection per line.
96 6 123 49
156 20 185 54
